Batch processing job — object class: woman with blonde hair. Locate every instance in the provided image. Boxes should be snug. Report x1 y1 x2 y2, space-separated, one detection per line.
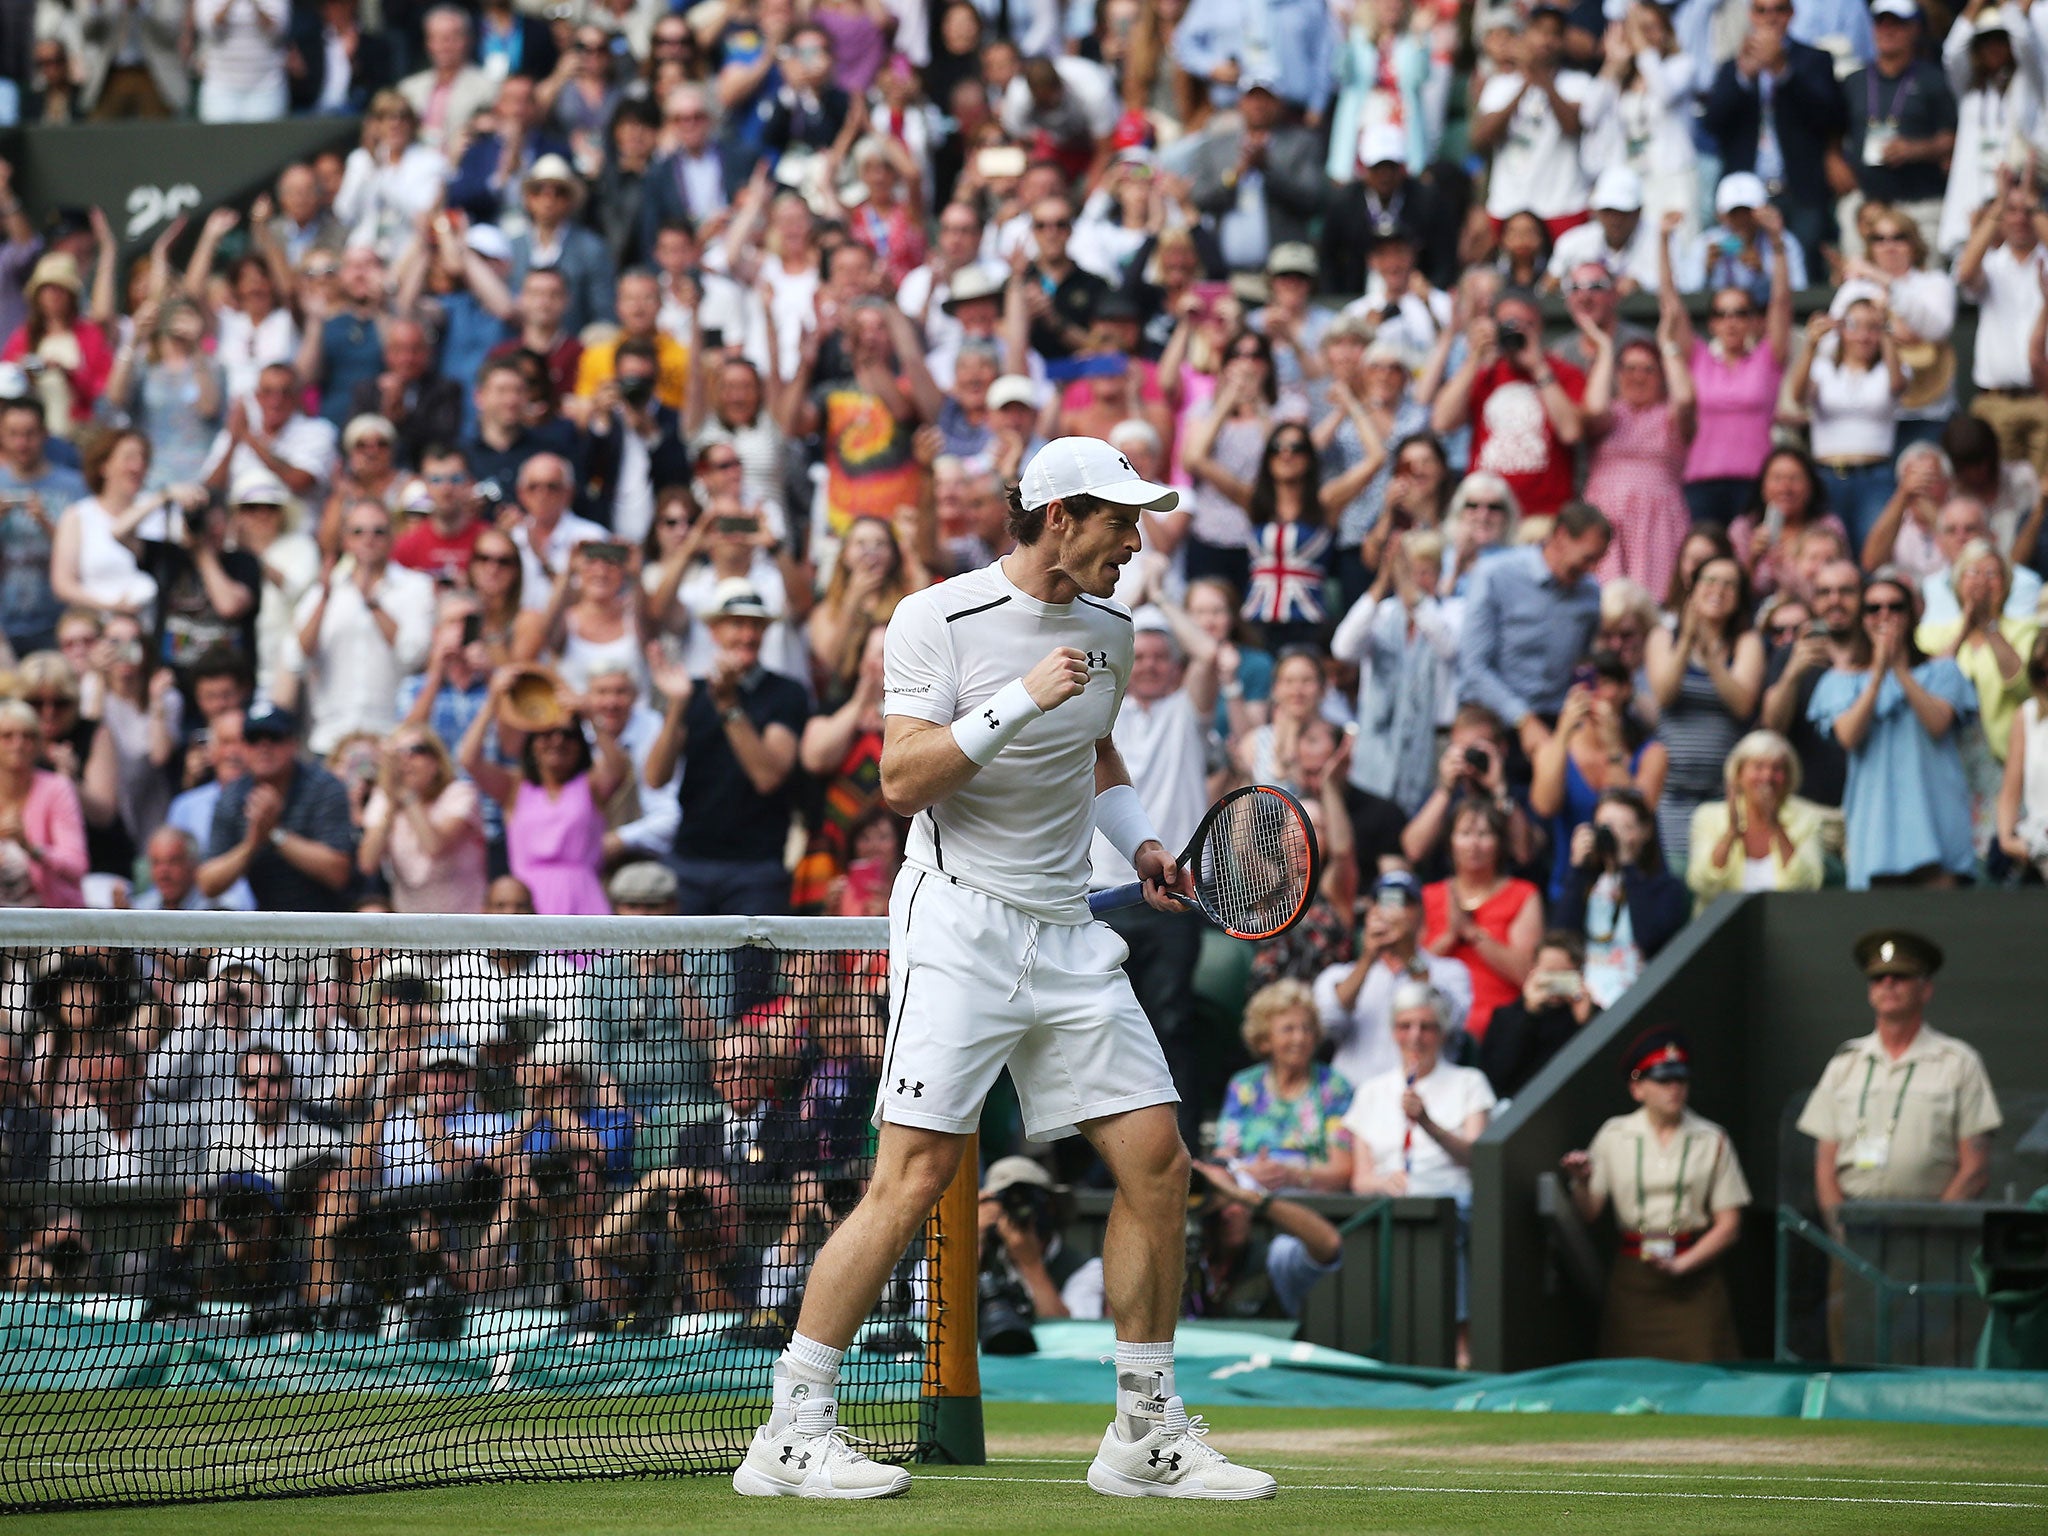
1921 538 2036 851
358 725 488 913
1214 979 1355 1194
1686 730 1826 911
0 697 88 907
1441 471 1521 596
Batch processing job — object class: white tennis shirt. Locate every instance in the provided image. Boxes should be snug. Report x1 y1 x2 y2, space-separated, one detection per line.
883 559 1133 924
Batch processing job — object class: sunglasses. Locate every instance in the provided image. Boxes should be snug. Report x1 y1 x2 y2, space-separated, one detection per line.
470 551 518 567
25 695 73 709
239 1072 289 1087
702 457 740 470
1270 440 1311 456
402 742 437 757
1711 306 1754 320
1464 500 1507 515
1032 218 1072 230
1865 599 1909 615
244 731 292 745
1869 231 1908 244
660 515 690 528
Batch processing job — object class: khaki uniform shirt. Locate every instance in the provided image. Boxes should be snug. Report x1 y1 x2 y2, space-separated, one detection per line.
1587 1107 1752 1235
1796 1024 2003 1202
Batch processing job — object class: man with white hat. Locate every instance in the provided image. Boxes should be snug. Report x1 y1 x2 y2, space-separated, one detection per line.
734 437 1277 1501
511 153 617 334
1699 171 1808 304
1547 166 1667 295
1322 121 1459 296
645 577 809 922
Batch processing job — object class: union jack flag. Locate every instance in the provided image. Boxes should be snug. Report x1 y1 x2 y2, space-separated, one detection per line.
1243 522 1332 627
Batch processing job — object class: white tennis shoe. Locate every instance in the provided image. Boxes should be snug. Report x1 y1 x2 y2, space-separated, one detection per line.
1085 1396 1278 1500
732 1399 912 1499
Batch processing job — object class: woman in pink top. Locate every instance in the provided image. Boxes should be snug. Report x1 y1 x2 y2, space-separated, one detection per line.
0 699 89 908
1654 209 1793 528
358 727 488 914
1578 303 1696 600
459 671 630 916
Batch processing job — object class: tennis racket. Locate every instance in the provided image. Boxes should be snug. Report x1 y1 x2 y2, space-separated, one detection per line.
1088 784 1321 941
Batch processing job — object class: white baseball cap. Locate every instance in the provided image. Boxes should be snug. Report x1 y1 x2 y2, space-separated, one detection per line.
1715 171 1770 218
988 375 1038 410
1590 166 1644 214
465 223 514 263
1018 436 1180 513
1357 123 1407 170
1872 0 1921 19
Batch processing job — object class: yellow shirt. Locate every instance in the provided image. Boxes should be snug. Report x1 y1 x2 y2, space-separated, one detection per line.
1795 1024 2003 1201
574 333 690 412
1915 615 2038 762
1685 794 1826 914
1587 1106 1751 1235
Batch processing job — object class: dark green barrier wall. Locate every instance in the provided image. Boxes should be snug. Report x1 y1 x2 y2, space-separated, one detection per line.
1 118 361 253
1471 891 2048 1372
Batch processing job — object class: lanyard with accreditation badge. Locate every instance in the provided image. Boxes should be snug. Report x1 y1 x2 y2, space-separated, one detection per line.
1848 1057 1916 1171
1633 1133 1691 1263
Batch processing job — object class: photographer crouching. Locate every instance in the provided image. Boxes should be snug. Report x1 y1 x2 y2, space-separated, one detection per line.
975 1157 1096 1354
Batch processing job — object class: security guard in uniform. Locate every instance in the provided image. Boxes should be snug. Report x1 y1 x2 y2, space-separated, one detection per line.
1561 1027 1752 1361
1797 929 2003 1232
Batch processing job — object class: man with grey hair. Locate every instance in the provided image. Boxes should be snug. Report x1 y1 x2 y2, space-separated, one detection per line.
1915 496 2042 626
398 5 495 152
133 826 213 911
582 663 681 869
643 83 751 232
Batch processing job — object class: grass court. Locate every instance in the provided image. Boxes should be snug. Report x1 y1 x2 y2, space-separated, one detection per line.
9 1401 2048 1536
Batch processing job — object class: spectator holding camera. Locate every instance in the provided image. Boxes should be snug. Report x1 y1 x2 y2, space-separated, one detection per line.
1479 930 1598 1100
1557 787 1689 1007
1431 290 1585 520
1315 870 1473 1092
1400 704 1541 880
1532 653 1668 903
1688 729 1827 911
976 1156 1095 1329
5 1207 94 1296
519 539 649 696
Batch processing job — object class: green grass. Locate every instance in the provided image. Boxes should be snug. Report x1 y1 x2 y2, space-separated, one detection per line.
8 1403 2048 1535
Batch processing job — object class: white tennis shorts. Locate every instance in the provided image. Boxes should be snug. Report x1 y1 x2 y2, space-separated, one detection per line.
875 867 1179 1142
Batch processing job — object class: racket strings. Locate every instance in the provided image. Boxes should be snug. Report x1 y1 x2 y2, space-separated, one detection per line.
1196 791 1312 936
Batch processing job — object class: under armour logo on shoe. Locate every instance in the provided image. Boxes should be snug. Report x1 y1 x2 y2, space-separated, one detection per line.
780 1447 812 1469
983 708 1000 729
1085 651 1109 670
897 1079 925 1097
1149 1449 1182 1470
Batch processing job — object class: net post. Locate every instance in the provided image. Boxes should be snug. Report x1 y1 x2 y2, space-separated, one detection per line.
921 1130 985 1464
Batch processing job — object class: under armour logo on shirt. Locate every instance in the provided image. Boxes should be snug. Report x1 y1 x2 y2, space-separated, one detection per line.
1085 651 1109 670
897 1079 925 1097
1149 1449 1181 1470
780 1447 811 1469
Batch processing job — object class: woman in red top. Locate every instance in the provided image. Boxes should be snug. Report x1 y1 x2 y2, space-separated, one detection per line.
1422 799 1543 1040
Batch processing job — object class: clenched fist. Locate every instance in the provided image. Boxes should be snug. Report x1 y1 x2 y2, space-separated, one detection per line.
1022 647 1092 712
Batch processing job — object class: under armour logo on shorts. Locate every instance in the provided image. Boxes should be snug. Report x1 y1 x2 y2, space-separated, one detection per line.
1149 1449 1181 1470
1085 651 1109 670
983 708 1000 729
897 1078 925 1097
780 1447 811 1469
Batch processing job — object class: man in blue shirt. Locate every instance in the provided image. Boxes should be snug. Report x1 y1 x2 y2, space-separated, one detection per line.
1457 501 1611 762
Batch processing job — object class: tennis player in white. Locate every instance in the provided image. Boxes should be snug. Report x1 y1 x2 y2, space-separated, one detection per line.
733 438 1277 1501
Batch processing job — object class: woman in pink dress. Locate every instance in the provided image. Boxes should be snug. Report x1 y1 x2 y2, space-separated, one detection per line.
1654 209 1793 527
1578 305 1696 599
458 672 630 916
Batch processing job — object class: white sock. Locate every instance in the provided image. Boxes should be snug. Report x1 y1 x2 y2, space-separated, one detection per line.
1112 1339 1175 1442
770 1333 844 1432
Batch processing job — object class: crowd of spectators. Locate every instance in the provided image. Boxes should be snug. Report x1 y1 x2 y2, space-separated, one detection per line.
0 0 2038 1352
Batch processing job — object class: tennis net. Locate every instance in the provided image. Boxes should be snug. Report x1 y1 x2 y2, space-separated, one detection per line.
0 909 968 1511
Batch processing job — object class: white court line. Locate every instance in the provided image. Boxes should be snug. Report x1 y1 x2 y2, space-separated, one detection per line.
924 1472 2045 1509
985 1456 2048 1491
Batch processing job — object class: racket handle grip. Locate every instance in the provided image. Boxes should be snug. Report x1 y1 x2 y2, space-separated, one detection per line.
1088 882 1147 915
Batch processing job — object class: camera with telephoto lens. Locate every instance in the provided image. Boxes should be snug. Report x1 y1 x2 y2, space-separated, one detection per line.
1462 746 1491 777
1497 320 1528 354
617 373 656 409
978 1181 1055 1355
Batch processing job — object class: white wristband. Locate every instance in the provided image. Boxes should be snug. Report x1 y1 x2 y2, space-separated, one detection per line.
1094 782 1161 869
951 677 1043 767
